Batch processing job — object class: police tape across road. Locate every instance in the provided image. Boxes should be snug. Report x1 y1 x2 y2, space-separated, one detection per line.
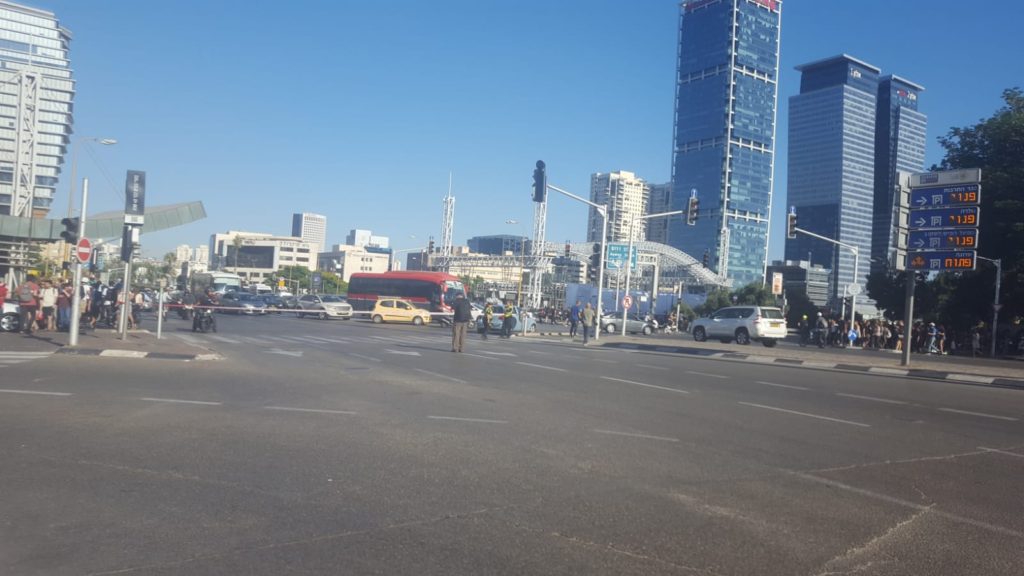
158 303 455 317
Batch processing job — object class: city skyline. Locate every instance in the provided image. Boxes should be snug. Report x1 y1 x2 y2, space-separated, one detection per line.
27 0 1023 271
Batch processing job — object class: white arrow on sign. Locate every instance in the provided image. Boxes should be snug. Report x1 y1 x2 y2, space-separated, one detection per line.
914 217 927 227
913 238 925 248
266 348 303 357
386 349 421 357
915 196 928 206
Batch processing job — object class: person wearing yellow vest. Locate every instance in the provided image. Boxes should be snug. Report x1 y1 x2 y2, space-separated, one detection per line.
501 301 515 338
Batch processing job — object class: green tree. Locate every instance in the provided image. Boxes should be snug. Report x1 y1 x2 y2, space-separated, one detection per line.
732 282 776 306
695 288 732 316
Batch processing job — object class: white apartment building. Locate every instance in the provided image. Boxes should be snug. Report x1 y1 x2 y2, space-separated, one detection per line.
174 244 192 264
209 231 317 283
291 212 327 252
317 244 390 282
587 171 650 244
345 229 389 249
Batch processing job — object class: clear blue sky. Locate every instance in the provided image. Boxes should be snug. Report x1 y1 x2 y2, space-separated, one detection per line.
41 0 1022 261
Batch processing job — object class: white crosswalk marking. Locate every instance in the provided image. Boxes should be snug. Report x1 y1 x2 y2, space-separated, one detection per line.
0 351 52 365
206 335 242 344
238 336 272 344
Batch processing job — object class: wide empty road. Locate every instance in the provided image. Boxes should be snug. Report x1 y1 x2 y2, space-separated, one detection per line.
1 313 1022 575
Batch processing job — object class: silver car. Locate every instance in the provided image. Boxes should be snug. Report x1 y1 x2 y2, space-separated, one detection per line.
297 294 353 320
600 311 656 335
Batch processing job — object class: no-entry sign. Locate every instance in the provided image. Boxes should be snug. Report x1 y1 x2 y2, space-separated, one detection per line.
76 238 92 264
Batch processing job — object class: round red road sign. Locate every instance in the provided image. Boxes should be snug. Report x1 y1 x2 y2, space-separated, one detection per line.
622 295 633 309
75 238 92 264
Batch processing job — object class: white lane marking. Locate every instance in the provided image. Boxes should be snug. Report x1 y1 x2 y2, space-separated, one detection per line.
637 363 668 371
264 406 356 415
0 351 51 356
206 335 242 344
755 380 808 391
790 470 1024 539
262 335 295 342
592 429 680 443
348 352 381 363
836 392 908 405
413 368 467 384
738 402 871 428
0 388 72 396
686 370 728 379
266 348 304 357
937 407 1018 422
601 376 690 395
302 336 337 343
238 336 269 344
978 447 1024 459
99 350 148 358
478 350 517 357
869 367 909 376
460 353 493 360
514 362 567 372
946 373 995 384
527 350 553 356
140 397 222 406
385 349 421 357
427 415 508 424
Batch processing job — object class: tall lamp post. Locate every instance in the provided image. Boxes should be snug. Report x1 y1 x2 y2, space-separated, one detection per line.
976 255 1002 357
506 219 527 335
67 137 117 219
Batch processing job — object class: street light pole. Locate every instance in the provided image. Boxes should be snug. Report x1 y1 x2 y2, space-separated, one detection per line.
792 226 861 327
68 178 88 347
977 255 1002 357
65 138 116 268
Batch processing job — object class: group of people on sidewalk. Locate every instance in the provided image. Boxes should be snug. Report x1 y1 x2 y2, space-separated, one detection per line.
0 274 147 336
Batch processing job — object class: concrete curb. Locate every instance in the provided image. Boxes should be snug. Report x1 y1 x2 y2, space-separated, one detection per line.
601 342 1024 390
55 348 222 362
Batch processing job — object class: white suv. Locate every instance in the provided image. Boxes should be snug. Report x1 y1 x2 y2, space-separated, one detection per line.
690 306 787 347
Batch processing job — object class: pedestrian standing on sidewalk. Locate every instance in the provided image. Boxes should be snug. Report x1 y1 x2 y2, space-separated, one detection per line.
480 301 493 340
56 283 72 331
40 280 58 331
580 302 596 346
16 274 40 335
568 300 581 339
450 292 472 353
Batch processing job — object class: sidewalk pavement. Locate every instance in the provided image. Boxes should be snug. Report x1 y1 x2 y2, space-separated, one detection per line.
1 325 220 362
531 328 1024 388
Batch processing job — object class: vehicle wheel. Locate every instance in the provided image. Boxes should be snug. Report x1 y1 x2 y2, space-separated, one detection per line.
605 323 616 334
412 316 424 326
762 339 777 348
372 315 383 324
527 323 537 333
693 326 707 342
735 329 751 345
642 325 653 336
318 311 327 320
1 312 19 332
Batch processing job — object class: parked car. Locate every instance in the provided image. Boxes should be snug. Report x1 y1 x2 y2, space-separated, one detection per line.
279 295 300 309
258 294 287 313
690 306 787 347
219 292 268 315
600 311 656 335
1 301 20 332
297 294 353 320
370 299 431 326
475 305 536 334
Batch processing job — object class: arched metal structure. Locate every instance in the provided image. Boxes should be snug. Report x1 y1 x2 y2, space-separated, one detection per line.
563 241 730 288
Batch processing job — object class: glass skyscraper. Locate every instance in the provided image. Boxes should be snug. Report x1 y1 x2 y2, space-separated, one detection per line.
668 0 782 288
871 76 926 274
0 0 74 217
785 54 879 312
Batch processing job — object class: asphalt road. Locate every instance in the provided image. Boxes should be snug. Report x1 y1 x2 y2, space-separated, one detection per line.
1 312 1022 575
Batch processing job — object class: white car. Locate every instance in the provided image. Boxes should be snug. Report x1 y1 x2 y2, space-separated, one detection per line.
296 294 353 320
1 301 20 332
690 306 787 347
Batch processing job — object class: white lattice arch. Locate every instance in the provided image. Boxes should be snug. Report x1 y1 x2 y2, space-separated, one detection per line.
560 241 730 288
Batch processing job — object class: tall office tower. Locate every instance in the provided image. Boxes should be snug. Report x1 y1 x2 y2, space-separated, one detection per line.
587 171 650 244
291 212 327 252
871 76 926 274
785 54 880 312
668 0 782 288
646 183 671 244
0 1 74 217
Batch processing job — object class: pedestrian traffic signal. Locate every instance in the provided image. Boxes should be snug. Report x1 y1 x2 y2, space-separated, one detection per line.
532 160 547 203
686 195 699 226
60 217 79 245
702 249 710 268
787 209 798 239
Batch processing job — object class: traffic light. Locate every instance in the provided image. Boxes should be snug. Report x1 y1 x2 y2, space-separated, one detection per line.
427 239 435 253
787 208 798 239
60 217 79 245
532 160 547 203
702 249 710 268
587 244 600 284
686 194 699 226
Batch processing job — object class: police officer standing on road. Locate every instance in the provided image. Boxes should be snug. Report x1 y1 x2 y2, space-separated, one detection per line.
501 301 515 338
450 292 472 353
481 301 494 340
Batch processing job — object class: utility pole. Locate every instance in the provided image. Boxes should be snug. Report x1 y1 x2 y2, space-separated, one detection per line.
977 255 1002 358
68 179 88 346
547 183 608 341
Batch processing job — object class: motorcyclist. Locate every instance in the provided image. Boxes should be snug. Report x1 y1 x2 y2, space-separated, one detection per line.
814 312 828 346
798 314 810 345
193 287 219 332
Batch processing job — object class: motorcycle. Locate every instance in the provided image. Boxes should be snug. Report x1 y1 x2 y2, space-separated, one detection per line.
194 308 215 333
177 303 194 320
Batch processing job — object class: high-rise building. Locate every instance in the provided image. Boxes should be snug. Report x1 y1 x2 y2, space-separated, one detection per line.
871 76 926 274
291 213 327 252
0 1 74 217
587 171 650 244
785 54 879 313
646 183 671 244
668 0 782 288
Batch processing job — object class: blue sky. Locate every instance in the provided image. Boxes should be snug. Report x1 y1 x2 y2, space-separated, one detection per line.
41 0 1023 261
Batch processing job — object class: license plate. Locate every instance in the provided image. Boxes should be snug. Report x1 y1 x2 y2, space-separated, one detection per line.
770 322 781 328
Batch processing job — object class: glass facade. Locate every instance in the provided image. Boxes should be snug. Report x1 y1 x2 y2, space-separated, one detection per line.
785 55 879 312
0 0 74 216
871 76 926 273
668 0 781 288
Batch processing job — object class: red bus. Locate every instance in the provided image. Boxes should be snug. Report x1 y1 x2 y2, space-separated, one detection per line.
347 271 466 317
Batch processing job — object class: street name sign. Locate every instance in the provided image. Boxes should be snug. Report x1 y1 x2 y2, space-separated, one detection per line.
906 251 976 272
910 183 980 208
907 228 978 250
908 206 979 229
605 243 637 271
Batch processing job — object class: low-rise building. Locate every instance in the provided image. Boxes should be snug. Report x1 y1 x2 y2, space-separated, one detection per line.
317 244 390 282
765 259 831 309
209 231 317 283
